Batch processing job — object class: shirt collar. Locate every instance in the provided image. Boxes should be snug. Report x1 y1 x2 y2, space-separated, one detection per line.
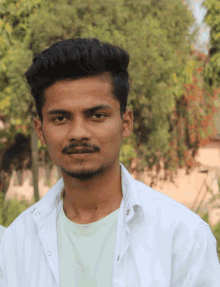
30 162 145 222
119 162 145 222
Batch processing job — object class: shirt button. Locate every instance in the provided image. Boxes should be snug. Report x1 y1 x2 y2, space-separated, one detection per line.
47 251 52 256
126 209 130 215
117 255 120 261
35 212 40 216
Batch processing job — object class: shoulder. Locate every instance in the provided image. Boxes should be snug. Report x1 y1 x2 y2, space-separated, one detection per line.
134 179 206 235
135 179 204 222
134 179 211 258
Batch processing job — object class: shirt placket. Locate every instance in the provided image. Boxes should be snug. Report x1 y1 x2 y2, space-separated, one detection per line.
112 207 131 287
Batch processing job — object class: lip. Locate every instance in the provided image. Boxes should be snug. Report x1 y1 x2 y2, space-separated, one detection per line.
67 152 94 158
66 150 94 154
68 150 93 154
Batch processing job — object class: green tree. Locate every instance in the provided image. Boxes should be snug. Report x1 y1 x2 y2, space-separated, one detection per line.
202 0 220 88
0 0 44 202
0 0 216 195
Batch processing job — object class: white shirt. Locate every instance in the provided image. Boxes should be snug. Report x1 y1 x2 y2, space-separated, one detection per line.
0 226 5 241
0 162 219 286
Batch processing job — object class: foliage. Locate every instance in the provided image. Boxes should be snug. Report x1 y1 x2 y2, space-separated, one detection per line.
0 0 218 187
202 0 220 88
166 51 220 174
0 0 42 149
0 192 35 228
130 49 220 185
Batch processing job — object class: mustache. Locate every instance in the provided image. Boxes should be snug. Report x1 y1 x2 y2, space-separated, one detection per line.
63 143 99 154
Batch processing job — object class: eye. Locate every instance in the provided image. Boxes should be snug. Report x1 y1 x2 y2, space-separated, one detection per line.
52 114 106 123
52 116 66 122
91 113 106 119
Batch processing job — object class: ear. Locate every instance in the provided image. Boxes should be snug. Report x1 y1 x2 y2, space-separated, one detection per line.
122 109 133 138
33 117 46 146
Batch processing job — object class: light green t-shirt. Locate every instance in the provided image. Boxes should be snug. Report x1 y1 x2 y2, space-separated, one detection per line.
57 199 119 287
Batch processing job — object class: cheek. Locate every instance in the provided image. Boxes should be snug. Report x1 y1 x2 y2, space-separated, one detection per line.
100 125 122 150
44 129 63 151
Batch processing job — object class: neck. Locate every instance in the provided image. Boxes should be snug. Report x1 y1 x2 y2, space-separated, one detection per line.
61 163 122 219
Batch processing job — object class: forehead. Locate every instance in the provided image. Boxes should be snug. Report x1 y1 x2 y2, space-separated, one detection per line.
45 73 113 94
43 75 119 112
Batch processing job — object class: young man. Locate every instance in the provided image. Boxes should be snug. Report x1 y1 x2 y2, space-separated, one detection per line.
0 38 219 286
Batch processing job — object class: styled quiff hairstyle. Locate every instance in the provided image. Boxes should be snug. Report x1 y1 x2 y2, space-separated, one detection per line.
24 37 130 122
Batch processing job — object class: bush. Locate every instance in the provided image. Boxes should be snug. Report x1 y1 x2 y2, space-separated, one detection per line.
0 192 35 228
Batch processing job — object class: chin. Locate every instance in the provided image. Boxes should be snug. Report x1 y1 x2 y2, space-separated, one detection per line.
61 164 107 180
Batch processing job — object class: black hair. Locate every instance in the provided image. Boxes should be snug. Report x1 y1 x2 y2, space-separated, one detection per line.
24 37 130 122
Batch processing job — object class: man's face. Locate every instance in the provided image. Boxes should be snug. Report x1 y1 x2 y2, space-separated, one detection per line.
33 73 133 180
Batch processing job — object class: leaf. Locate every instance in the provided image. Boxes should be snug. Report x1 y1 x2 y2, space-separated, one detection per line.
5 87 11 93
5 23 12 34
172 72 178 83
1 63 6 72
0 96 11 109
214 32 220 41
10 118 22 125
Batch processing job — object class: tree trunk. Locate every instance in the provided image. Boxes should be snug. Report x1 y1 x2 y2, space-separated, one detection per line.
0 169 12 203
31 125 40 203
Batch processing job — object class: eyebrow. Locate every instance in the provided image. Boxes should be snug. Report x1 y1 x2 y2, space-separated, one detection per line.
47 104 112 116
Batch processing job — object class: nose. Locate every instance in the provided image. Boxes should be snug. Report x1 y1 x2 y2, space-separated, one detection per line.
67 117 92 141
